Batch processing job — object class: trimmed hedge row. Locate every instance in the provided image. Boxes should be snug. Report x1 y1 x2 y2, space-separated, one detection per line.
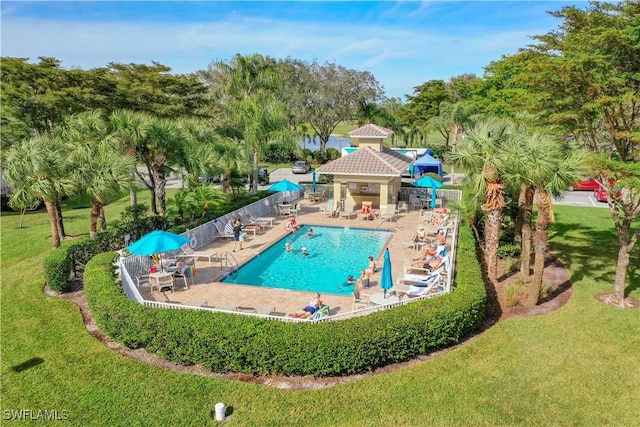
84 224 486 377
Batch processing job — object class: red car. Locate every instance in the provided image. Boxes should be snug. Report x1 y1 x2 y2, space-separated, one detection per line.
569 176 600 191
593 185 608 202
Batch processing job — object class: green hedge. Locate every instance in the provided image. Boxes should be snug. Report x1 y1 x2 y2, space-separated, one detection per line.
83 223 487 377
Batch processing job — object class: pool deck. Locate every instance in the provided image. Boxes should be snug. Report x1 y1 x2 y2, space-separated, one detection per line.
137 198 453 316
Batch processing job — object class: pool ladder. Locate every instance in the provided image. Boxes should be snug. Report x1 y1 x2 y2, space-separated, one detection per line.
220 251 239 278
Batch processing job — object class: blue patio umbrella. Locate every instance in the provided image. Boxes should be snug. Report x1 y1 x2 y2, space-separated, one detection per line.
312 169 317 192
267 179 303 192
413 176 444 208
127 230 190 256
380 248 394 298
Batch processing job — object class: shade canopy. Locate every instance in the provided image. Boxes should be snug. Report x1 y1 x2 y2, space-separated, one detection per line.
413 176 444 208
268 179 303 192
380 248 394 298
412 153 443 177
311 170 317 192
126 230 189 256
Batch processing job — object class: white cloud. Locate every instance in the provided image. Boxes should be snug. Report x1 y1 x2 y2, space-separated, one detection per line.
1 14 549 99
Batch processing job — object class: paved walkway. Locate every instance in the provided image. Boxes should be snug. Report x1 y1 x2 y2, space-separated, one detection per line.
138 198 453 316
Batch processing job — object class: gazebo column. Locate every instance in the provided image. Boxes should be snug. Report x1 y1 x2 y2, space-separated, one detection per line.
333 181 341 208
380 182 389 210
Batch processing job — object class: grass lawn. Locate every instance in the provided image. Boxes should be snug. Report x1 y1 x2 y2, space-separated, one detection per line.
1 201 638 425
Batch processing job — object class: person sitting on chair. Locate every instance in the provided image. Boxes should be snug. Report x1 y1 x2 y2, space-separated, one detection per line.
410 227 427 243
411 247 442 271
435 229 447 244
285 217 300 233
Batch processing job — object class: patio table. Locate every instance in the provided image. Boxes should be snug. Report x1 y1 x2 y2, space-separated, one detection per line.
369 292 401 305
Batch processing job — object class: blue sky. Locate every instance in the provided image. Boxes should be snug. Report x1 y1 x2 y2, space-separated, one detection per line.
1 1 585 100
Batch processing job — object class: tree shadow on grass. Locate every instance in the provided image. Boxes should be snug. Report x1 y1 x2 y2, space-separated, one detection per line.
549 219 639 298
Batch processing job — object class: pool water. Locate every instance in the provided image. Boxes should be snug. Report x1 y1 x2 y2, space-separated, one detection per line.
222 225 392 295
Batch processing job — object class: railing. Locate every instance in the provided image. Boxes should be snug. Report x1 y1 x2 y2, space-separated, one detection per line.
117 189 458 322
399 188 462 205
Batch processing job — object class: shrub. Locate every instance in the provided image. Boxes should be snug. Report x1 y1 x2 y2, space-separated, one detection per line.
498 243 521 259
503 256 519 274
539 281 553 303
503 277 526 307
83 223 487 377
43 246 73 291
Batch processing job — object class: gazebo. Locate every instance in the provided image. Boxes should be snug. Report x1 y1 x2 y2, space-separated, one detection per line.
316 124 413 213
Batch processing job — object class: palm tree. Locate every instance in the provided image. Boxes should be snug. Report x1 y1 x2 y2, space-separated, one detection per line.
3 136 77 248
450 118 514 281
108 110 152 206
60 111 136 238
208 53 292 193
144 118 185 215
505 132 587 305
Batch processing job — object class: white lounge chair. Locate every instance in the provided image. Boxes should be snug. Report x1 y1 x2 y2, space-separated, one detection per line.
379 204 397 223
179 243 217 266
341 200 358 219
404 255 449 275
322 199 339 218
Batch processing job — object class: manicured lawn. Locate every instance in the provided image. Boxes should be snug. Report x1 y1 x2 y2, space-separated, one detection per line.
1 202 638 425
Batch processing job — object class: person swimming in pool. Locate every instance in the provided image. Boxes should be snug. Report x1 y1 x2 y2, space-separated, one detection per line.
301 247 309 257
285 242 293 252
306 228 315 237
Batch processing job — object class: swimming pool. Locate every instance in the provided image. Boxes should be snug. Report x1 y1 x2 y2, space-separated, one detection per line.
221 225 392 295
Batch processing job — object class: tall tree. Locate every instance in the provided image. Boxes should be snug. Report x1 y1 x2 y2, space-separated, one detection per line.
298 60 384 154
106 62 208 118
3 136 77 248
207 53 293 193
505 132 587 304
451 118 514 281
108 109 152 206
591 157 640 307
60 110 135 237
517 1 640 161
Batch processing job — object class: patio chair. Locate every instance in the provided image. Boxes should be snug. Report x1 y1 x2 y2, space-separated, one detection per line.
340 200 358 219
235 305 276 315
379 204 397 223
398 272 443 297
321 199 339 218
404 255 449 276
246 211 275 227
154 274 175 293
179 243 217 266
214 220 234 240
396 201 409 214
136 274 150 288
352 289 372 311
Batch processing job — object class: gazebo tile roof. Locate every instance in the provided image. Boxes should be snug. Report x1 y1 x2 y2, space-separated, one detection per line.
348 123 394 138
316 146 412 176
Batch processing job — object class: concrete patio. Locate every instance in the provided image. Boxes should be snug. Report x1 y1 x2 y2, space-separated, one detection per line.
136 196 455 317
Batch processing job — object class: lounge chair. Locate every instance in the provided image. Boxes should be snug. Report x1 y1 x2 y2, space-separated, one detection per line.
246 210 275 227
396 201 409 214
214 220 234 240
379 204 397 223
322 199 339 218
235 305 275 315
341 200 358 219
352 289 372 310
178 243 217 266
404 254 449 275
398 272 442 297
